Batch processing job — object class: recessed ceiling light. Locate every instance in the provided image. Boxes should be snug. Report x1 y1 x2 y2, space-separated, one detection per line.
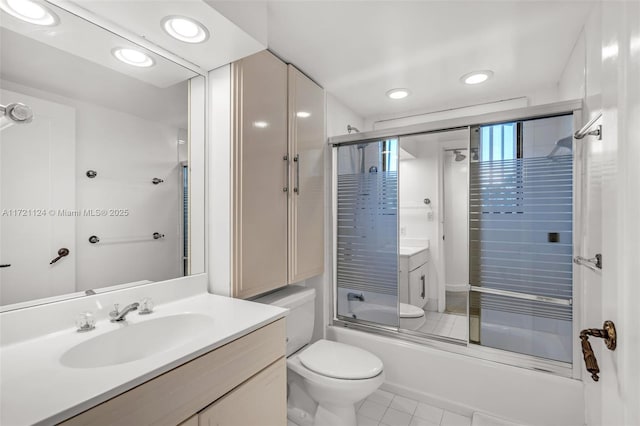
253 121 269 128
112 48 154 68
0 0 59 26
296 111 311 118
460 70 494 85
386 88 410 100
162 15 209 44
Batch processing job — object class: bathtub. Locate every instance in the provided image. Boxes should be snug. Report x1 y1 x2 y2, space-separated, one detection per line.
327 326 584 426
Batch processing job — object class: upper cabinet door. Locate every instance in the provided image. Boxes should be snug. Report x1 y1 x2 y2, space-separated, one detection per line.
288 65 325 283
232 51 288 299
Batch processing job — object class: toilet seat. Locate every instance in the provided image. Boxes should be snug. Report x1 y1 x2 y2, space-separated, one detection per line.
400 303 425 319
297 340 383 380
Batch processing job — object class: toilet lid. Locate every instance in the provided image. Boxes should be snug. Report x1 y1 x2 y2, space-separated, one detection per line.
298 340 383 380
400 303 425 319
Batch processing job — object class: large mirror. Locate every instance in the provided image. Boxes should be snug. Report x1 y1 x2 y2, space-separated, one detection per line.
0 1 205 308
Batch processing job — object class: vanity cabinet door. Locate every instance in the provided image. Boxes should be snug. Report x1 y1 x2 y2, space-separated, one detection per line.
287 65 325 283
409 263 428 308
198 358 286 426
232 51 289 299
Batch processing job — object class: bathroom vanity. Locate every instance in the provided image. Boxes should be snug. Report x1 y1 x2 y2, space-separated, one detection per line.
0 276 288 425
399 244 430 309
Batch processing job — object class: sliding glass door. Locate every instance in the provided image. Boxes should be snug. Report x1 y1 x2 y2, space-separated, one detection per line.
335 139 399 327
469 115 574 363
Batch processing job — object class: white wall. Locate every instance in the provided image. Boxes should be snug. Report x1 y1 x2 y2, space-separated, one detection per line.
1 79 184 293
558 2 640 424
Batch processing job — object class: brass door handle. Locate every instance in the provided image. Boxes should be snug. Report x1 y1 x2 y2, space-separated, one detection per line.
580 320 616 381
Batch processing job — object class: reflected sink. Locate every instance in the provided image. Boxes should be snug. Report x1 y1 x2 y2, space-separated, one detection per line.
60 314 214 368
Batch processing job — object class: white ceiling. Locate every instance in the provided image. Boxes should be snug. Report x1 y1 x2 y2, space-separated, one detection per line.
0 1 196 88
1 28 188 128
266 1 595 120
66 0 267 73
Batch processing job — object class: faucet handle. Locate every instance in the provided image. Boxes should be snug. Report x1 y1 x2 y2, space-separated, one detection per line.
138 298 154 315
75 312 95 332
109 303 120 319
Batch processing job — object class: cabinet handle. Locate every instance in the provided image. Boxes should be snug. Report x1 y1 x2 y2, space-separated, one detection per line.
283 154 289 193
420 274 425 298
293 154 300 195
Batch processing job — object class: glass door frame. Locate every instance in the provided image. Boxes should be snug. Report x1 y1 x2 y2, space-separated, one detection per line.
329 99 585 379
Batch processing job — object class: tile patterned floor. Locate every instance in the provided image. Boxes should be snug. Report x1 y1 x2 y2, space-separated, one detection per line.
357 389 471 426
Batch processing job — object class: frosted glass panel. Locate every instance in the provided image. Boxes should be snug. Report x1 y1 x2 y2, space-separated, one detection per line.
336 140 398 327
469 114 574 363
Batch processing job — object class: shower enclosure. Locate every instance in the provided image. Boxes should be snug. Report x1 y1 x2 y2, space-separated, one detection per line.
331 101 582 376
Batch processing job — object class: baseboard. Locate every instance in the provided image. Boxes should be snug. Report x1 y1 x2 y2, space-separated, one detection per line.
445 284 468 292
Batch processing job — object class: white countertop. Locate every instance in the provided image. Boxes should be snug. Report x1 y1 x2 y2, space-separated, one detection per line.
0 291 287 426
399 246 429 257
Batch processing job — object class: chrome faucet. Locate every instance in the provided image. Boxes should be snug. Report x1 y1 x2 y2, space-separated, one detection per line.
109 302 140 322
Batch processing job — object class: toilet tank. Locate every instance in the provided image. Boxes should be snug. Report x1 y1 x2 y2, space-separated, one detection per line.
254 285 315 356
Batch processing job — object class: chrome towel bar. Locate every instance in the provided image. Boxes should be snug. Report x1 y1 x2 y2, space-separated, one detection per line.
574 254 602 272
574 112 602 140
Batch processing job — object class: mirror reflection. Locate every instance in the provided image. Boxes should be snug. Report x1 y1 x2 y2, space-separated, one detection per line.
398 129 470 340
0 2 200 307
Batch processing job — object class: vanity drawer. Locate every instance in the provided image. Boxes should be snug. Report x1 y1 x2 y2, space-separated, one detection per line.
60 319 285 426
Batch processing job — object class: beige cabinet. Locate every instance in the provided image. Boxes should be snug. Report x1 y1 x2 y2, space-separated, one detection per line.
287 65 325 283
231 51 289 299
199 359 286 426
231 52 325 299
61 319 286 426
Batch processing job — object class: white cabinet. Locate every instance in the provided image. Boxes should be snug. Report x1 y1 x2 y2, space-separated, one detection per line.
408 264 428 308
231 51 325 299
399 248 429 309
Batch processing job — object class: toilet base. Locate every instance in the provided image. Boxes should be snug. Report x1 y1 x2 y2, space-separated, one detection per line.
314 402 357 426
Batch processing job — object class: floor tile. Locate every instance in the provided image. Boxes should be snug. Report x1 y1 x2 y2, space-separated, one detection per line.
390 395 418 415
441 411 472 426
409 416 440 426
367 389 395 406
425 311 443 321
380 407 412 426
358 400 388 421
414 402 444 424
357 414 379 426
432 320 454 336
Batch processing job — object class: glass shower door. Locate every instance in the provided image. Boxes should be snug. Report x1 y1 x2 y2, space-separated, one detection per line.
335 139 399 327
468 115 574 363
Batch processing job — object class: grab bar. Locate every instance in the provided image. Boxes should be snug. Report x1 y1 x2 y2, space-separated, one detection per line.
574 112 602 140
574 254 602 272
469 286 572 306
88 232 165 244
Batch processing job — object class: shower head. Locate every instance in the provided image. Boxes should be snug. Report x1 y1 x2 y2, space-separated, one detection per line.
546 136 573 159
453 150 466 162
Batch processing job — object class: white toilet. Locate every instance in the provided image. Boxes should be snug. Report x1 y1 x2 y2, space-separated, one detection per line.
256 285 385 426
400 302 426 330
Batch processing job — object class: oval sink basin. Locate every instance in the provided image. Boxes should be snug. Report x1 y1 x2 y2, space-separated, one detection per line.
60 314 214 368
